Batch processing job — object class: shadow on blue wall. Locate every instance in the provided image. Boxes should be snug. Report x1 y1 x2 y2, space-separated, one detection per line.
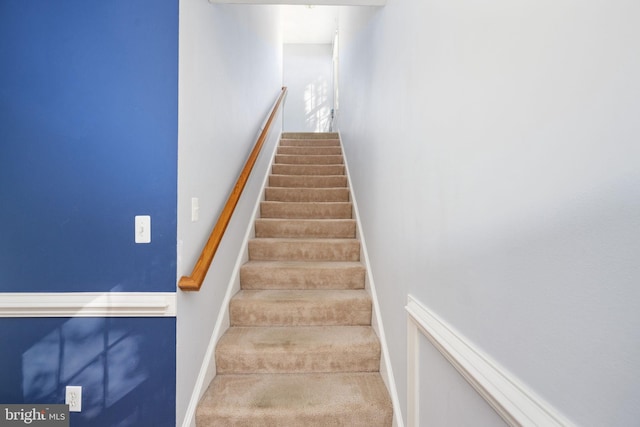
0 317 175 427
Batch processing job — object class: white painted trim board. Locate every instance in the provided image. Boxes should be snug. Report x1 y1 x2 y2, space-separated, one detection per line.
405 294 575 427
0 292 176 317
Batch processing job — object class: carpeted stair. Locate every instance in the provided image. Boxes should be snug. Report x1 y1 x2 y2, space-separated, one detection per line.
196 132 393 426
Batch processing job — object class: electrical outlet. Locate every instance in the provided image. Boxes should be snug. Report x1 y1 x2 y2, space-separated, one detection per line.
65 386 82 412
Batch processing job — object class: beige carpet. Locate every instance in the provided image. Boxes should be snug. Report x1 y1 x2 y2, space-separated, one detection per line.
196 133 393 426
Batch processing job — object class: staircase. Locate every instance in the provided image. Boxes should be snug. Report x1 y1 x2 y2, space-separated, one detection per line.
196 132 393 426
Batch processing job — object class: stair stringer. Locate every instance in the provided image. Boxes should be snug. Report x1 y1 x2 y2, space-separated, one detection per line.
339 132 406 427
180 131 281 427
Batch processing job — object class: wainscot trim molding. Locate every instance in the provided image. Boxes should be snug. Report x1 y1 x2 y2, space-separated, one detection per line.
0 292 177 317
405 294 574 427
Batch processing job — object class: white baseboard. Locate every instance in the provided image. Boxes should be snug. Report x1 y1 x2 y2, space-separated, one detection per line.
0 292 176 317
405 295 574 427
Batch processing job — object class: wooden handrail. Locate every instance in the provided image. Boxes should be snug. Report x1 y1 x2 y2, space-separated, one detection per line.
179 87 287 291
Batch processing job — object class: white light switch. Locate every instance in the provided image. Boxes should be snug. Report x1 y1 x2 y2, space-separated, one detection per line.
191 197 199 222
135 215 151 243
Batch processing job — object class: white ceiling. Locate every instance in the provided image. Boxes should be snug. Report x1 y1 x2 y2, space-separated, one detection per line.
208 0 385 44
282 5 339 44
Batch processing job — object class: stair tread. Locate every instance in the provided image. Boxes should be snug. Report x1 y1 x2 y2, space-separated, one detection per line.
265 186 349 191
276 154 343 159
261 201 352 205
230 289 371 326
242 260 364 267
279 139 341 147
278 146 342 155
255 218 356 224
270 174 345 177
269 174 348 188
282 132 339 138
265 187 350 202
275 154 344 165
197 372 393 427
261 201 353 219
251 237 357 243
240 260 365 290
249 238 360 262
271 164 345 175
265 187 349 191
255 218 356 238
240 260 365 289
232 288 369 303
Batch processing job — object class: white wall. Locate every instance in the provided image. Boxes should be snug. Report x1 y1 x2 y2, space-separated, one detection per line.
177 2 282 425
418 334 508 427
337 1 640 426
283 43 334 132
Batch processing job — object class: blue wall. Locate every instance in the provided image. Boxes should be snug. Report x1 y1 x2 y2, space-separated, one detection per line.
0 1 178 424
0 0 178 293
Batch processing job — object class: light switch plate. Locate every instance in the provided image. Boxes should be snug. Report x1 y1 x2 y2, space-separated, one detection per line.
191 197 199 222
135 215 151 243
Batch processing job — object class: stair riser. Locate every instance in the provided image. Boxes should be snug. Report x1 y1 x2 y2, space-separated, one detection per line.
275 155 344 165
261 202 352 219
230 306 371 326
265 188 350 202
269 175 347 188
272 164 345 175
230 297 371 326
277 146 342 156
240 263 366 290
216 347 380 375
215 328 380 374
282 132 340 139
255 219 356 239
249 240 360 262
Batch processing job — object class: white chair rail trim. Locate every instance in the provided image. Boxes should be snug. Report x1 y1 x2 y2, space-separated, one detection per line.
0 292 176 317
405 294 574 427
